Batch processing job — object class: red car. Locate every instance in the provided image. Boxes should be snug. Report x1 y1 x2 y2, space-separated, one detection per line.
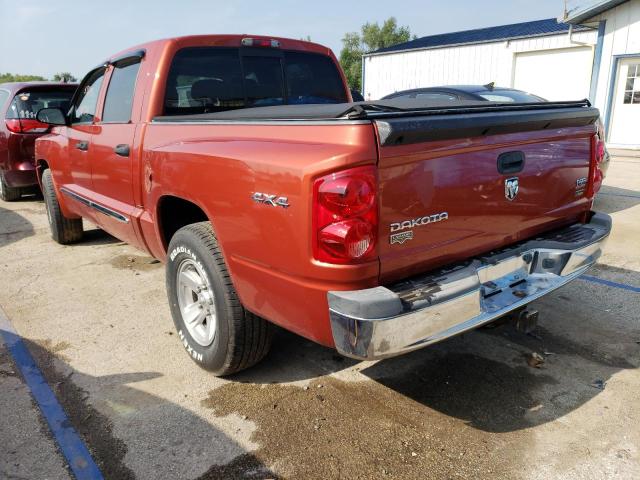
0 82 77 201
34 35 609 375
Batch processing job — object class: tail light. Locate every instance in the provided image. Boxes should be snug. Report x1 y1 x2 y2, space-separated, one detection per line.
313 165 378 264
241 38 280 48
588 129 606 197
5 118 50 134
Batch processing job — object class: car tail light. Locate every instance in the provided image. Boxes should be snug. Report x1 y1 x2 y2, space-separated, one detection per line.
241 38 280 48
588 132 605 197
5 118 50 134
313 165 378 264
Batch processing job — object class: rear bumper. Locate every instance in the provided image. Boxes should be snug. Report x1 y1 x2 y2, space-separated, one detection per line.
328 212 611 360
3 166 37 188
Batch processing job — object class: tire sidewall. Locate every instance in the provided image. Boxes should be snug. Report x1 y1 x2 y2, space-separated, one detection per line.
41 170 59 237
166 229 232 372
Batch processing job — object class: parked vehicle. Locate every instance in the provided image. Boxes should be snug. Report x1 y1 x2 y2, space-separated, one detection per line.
35 35 610 375
383 84 611 177
381 83 546 102
0 82 77 201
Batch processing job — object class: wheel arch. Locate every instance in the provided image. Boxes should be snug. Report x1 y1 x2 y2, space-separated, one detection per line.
156 195 212 251
35 159 49 190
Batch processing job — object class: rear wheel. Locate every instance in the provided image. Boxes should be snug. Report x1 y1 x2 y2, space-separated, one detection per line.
166 222 274 376
41 169 83 244
0 172 22 201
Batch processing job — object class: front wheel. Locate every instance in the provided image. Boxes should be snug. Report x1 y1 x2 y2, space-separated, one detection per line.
166 222 274 376
41 169 83 244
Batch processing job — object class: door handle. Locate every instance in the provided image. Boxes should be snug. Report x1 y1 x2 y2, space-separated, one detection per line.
75 141 89 151
114 144 130 157
497 151 525 174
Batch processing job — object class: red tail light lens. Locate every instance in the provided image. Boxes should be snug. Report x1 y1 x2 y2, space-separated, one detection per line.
588 133 605 197
5 118 50 134
313 166 378 264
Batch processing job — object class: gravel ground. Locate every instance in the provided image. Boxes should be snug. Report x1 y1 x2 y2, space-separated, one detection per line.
1 157 639 479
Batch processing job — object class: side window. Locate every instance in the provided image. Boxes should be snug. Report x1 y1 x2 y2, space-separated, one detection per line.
414 92 458 101
71 69 106 124
102 60 141 123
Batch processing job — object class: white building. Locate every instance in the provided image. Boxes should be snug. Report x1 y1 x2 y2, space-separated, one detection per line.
362 0 640 149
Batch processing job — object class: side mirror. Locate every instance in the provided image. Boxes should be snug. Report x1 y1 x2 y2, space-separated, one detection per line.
36 108 67 126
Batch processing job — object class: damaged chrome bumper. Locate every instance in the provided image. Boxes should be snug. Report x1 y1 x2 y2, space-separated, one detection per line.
329 212 611 360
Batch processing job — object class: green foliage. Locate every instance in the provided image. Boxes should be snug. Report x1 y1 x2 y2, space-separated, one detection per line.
0 72 47 83
339 17 414 93
52 72 77 83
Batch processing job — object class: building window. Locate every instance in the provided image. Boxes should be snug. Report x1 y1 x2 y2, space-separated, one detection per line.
623 63 640 104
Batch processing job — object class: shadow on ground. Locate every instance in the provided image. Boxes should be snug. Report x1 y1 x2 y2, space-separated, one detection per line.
360 272 640 434
7 336 277 480
595 185 640 214
0 205 34 248
232 329 357 384
76 227 122 247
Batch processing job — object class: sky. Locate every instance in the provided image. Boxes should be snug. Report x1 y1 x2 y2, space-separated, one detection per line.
0 0 568 80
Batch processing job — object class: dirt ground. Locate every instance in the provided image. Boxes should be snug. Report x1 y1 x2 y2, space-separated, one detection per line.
1 157 639 480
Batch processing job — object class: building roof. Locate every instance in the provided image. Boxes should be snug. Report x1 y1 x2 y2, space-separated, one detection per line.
369 18 587 56
563 0 629 24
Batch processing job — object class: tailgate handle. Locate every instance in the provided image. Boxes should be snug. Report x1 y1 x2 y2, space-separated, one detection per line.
497 151 525 174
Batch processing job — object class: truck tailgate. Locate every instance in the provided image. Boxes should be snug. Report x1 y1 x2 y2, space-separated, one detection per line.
375 106 599 282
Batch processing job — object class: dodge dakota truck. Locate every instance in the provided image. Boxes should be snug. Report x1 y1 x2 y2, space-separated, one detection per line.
34 35 611 375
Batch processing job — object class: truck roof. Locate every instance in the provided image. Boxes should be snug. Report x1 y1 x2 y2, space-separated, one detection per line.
0 82 78 92
104 34 334 65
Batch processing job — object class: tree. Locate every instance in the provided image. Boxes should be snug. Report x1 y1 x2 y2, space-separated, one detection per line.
52 72 77 83
339 17 414 93
0 72 47 83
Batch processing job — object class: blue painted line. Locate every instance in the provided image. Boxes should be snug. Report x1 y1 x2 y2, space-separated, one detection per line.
0 307 104 480
579 275 640 293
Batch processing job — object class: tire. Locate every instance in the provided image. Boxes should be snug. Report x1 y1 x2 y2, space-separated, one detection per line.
166 222 273 376
41 169 83 244
0 171 22 201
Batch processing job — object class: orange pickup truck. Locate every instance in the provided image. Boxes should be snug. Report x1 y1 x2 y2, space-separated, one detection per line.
35 35 610 375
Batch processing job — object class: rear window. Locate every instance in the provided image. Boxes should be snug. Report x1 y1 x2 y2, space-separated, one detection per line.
478 89 545 103
6 88 75 119
164 47 347 115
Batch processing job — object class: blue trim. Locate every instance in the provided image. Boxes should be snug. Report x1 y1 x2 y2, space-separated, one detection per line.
589 20 607 103
578 275 640 293
603 53 640 140
0 309 104 480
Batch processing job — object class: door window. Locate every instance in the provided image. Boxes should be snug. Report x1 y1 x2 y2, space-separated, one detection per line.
71 68 106 124
102 60 142 123
623 63 640 104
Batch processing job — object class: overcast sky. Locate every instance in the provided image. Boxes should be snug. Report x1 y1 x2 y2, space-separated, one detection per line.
0 0 566 79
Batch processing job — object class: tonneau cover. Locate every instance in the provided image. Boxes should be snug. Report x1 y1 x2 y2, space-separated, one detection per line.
153 98 594 122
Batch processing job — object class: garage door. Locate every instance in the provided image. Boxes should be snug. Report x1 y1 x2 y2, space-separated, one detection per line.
513 47 593 101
